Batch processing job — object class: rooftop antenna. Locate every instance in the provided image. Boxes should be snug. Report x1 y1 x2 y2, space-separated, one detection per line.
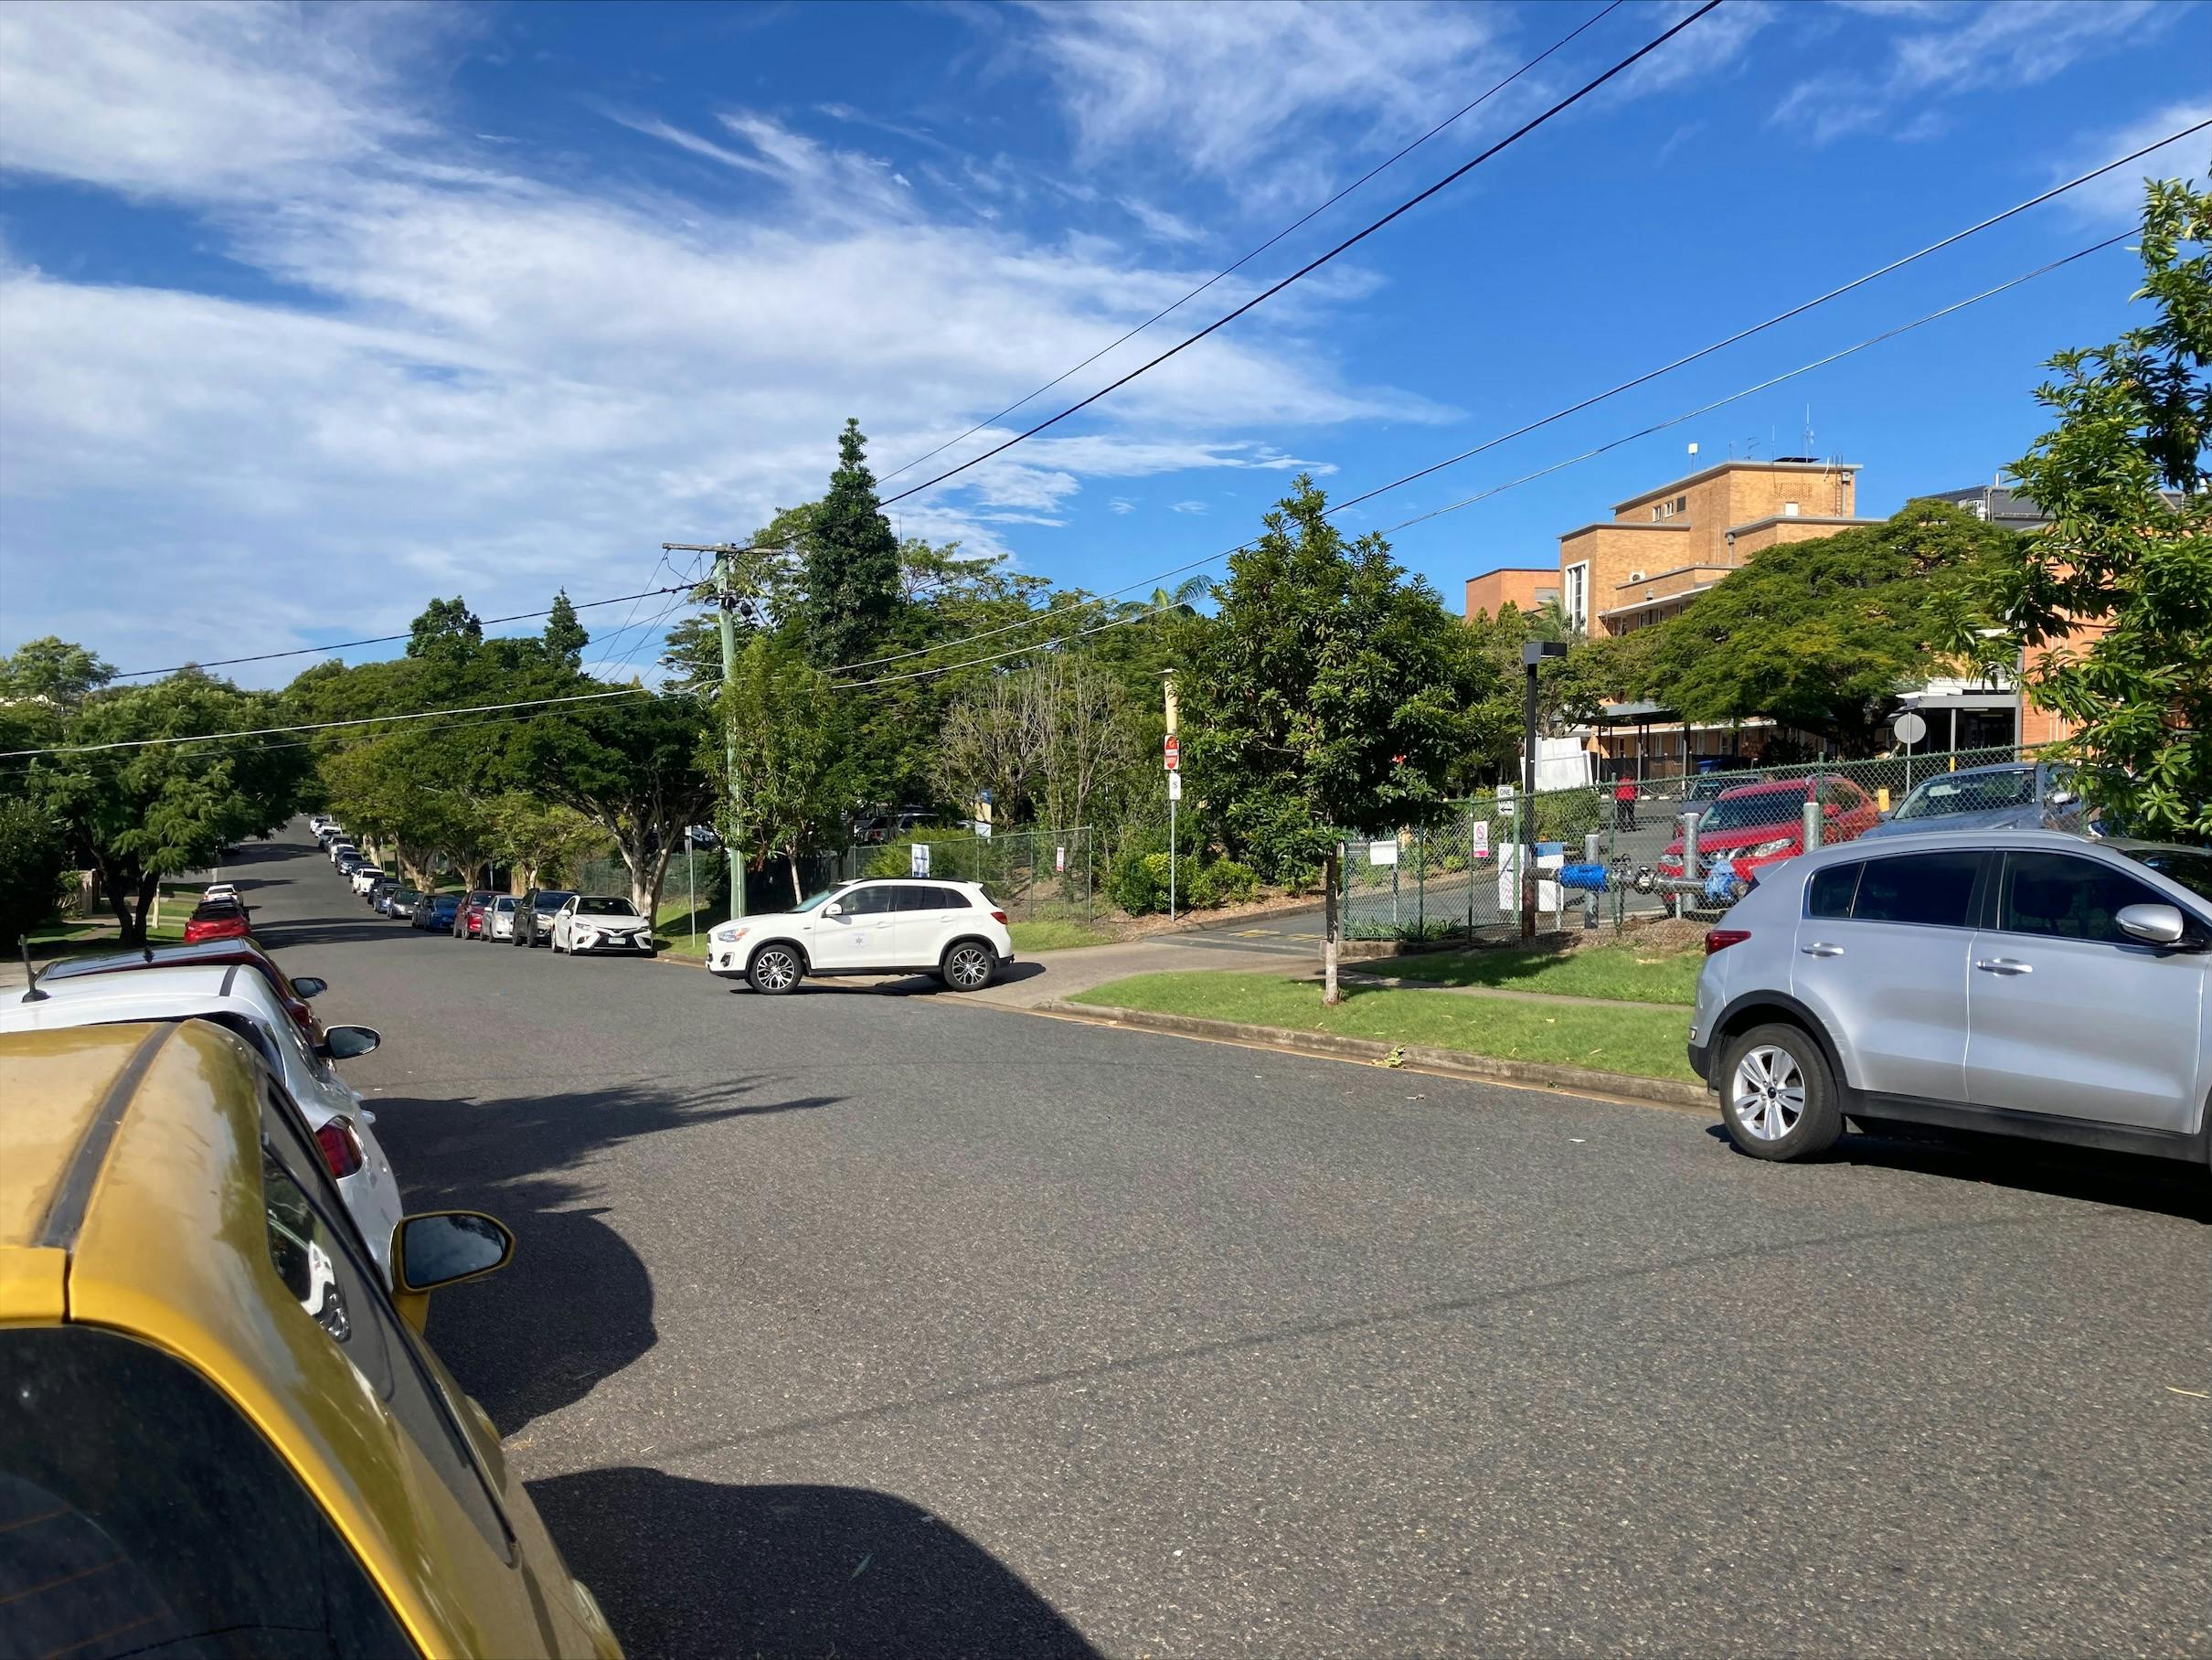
1803 404 1815 456
17 936 48 1002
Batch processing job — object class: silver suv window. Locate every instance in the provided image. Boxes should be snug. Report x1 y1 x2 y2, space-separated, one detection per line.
2000 852 2171 945
1803 851 1984 928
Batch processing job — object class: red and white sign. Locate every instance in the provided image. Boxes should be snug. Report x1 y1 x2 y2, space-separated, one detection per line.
1164 735 1180 771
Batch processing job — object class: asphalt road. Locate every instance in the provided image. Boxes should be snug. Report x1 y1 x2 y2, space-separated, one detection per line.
235 829 2209 1658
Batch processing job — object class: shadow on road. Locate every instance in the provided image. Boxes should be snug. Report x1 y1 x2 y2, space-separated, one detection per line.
375 1074 842 1433
1707 1123 2212 1222
529 1468 1100 1660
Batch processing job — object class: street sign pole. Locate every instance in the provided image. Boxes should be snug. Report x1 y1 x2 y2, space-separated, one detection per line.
1163 674 1181 924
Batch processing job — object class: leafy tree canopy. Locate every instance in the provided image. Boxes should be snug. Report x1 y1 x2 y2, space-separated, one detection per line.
543 590 590 666
803 420 903 670
1972 172 2212 837
1639 501 2014 757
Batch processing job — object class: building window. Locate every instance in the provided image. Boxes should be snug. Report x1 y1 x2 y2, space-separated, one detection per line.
1563 562 1589 633
1783 501 1799 516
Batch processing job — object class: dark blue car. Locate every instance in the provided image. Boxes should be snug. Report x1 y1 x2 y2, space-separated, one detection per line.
411 893 462 932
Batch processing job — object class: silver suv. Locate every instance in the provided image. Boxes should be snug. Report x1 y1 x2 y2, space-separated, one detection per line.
1688 828 2212 1166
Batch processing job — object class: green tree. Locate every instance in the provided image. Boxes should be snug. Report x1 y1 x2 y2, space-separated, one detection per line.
520 693 713 917
1972 174 2212 837
32 673 312 942
1641 501 2013 757
803 420 903 670
0 796 69 950
1 636 115 708
543 590 590 666
1179 476 1508 1000
484 792 604 892
408 596 482 660
711 634 855 905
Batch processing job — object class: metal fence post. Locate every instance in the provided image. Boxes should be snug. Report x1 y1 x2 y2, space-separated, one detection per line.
1416 826 1425 937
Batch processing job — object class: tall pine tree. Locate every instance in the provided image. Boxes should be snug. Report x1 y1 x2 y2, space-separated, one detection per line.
803 420 901 669
543 589 589 666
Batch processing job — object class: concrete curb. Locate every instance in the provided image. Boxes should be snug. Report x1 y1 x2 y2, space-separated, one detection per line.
1036 998 1711 1110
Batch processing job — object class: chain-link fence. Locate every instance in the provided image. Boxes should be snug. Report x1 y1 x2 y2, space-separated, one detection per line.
1341 742 2064 940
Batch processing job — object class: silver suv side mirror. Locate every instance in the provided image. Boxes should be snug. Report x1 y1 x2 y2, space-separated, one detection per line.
2115 903 2185 947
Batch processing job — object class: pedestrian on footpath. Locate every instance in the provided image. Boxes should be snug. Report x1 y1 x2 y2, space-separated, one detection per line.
1614 775 1638 832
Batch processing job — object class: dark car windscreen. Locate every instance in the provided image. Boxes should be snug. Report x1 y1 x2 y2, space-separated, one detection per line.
0 1326 412 1659
533 891 576 911
2120 846 2212 904
1893 769 2037 820
576 897 638 916
1697 792 1803 833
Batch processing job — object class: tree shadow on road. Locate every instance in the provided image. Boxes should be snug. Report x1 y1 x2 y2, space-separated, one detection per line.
373 1074 842 1433
529 1467 1101 1660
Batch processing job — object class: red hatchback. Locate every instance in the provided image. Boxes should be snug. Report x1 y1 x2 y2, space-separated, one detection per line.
182 900 252 945
1655 776 1879 887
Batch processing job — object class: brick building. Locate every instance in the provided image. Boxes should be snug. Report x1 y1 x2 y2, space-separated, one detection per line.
1462 459 2077 777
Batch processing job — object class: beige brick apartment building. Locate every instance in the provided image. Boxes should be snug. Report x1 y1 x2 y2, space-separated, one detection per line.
1466 458 2054 777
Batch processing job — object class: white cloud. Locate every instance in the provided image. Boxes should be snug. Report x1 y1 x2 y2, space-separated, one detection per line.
1170 500 1207 515
2053 98 2212 222
0 3 1440 679
1108 496 1137 514
1019 0 1521 201
1771 0 2167 145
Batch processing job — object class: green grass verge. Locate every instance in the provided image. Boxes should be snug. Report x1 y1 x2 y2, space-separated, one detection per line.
1378 942 1700 1006
1009 918 1116 952
1070 971 1696 1082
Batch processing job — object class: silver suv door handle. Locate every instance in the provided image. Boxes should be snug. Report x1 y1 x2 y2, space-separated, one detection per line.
1974 958 2033 975
1800 942 1844 958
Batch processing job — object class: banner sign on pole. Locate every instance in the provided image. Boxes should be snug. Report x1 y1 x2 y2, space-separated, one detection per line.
911 842 931 876
1473 819 1491 859
1055 846 1066 873
1164 735 1180 771
1167 771 1183 801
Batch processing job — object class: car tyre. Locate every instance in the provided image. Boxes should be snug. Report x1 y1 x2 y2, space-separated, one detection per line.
940 941 995 993
1718 1021 1842 1161
749 943 803 995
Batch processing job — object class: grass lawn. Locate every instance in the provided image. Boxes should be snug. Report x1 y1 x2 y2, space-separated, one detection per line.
1071 971 1696 1082
1377 941 1701 1006
1009 917 1116 952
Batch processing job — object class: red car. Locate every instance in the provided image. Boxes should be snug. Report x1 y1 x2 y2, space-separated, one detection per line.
457 890 495 939
38 939 329 1044
182 899 252 945
1655 776 1879 889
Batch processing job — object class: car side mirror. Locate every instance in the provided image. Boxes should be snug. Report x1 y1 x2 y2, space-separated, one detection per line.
2116 903 2187 948
391 1210 514 1293
319 1023 381 1060
290 976 327 999
822 901 843 917
2048 789 2079 807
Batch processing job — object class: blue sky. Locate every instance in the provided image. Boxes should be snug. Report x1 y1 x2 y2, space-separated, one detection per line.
1 0 2205 685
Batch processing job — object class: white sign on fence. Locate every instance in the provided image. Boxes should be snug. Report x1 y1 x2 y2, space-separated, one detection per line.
910 842 931 876
1472 819 1490 859
1368 839 1398 866
1055 845 1066 873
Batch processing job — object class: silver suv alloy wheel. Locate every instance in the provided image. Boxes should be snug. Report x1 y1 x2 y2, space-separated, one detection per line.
943 942 993 991
1731 1044 1804 1141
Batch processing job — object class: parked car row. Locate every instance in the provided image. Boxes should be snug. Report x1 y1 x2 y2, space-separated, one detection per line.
1642 761 2094 912
313 819 660 959
3 928 622 1654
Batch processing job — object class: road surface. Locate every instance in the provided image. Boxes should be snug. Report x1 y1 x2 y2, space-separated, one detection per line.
229 828 2209 1657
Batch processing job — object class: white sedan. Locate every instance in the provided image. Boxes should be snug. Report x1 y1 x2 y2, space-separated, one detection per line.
707 878 1014 994
0 963 404 1281
552 894 656 955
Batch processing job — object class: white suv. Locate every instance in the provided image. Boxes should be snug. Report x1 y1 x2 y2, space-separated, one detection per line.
708 878 1014 995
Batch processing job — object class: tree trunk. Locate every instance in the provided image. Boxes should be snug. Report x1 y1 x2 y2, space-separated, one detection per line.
130 871 160 947
1322 841 1343 1006
787 843 804 907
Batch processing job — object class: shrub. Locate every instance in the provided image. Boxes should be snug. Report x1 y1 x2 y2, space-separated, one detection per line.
1202 857 1257 904
1107 848 1163 914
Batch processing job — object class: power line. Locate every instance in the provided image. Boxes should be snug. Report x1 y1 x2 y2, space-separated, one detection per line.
12 228 2126 766
104 583 697 682
875 0 1723 509
831 230 2133 692
874 0 1626 488
0 684 659 761
828 112 2209 679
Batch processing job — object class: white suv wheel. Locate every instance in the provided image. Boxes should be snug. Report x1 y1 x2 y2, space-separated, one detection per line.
942 942 994 992
1731 1045 1804 1141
